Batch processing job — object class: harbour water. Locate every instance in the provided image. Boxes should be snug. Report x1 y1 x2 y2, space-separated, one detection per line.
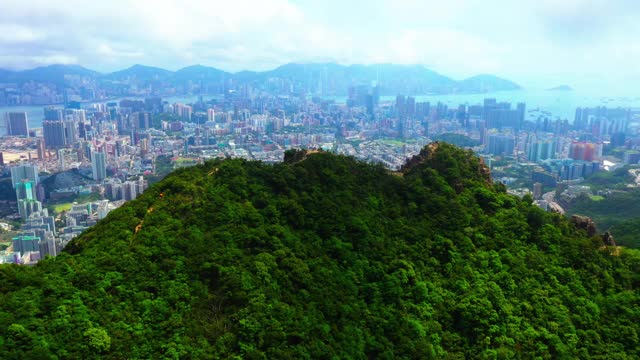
0 95 201 134
1 89 639 134
379 89 640 123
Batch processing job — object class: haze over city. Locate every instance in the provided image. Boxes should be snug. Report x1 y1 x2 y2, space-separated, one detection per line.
1 0 640 92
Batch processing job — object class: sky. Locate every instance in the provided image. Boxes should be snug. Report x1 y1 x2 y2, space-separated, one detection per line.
0 0 639 91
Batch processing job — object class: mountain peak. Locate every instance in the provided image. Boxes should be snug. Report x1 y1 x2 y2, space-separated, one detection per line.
2 62 522 94
400 142 493 190
1 143 638 358
459 74 521 92
104 64 173 80
546 84 573 91
173 64 229 81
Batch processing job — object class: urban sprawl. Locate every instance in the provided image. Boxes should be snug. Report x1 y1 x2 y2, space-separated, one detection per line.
1 81 639 265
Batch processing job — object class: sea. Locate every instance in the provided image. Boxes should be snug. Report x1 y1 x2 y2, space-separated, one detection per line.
1 89 639 135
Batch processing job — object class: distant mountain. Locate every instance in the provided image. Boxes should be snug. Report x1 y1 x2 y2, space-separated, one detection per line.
233 70 260 82
103 64 173 81
173 65 230 81
0 64 99 85
0 68 14 80
546 85 573 91
0 69 14 84
458 74 521 92
259 63 523 95
2 62 522 95
364 63 457 94
255 62 460 95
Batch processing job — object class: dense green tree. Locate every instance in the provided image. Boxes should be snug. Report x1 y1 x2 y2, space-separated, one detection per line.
0 142 638 358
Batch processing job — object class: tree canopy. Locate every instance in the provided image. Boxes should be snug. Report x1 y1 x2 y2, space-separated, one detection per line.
0 142 638 359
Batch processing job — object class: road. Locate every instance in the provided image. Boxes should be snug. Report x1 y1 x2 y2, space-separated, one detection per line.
542 191 565 214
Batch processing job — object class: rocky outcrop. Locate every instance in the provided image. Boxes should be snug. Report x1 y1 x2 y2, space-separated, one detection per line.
602 231 617 247
570 215 597 237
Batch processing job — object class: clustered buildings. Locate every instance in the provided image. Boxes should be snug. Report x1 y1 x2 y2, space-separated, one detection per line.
1 86 639 263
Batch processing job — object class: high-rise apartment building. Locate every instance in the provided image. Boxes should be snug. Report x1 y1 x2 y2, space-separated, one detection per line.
92 151 107 181
43 106 64 121
11 164 39 189
43 121 66 148
36 138 46 160
10 164 42 218
5 112 29 137
174 103 193 120
486 133 516 156
64 119 78 145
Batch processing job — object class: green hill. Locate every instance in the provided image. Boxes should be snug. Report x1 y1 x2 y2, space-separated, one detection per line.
1 143 639 359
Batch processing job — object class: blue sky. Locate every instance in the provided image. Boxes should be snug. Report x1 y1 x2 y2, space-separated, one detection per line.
0 0 639 91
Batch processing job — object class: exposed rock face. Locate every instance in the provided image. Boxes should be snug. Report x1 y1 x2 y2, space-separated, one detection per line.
602 231 617 247
570 215 597 237
478 156 492 180
399 142 440 174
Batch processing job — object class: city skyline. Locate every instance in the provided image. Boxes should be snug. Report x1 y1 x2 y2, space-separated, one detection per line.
1 0 639 92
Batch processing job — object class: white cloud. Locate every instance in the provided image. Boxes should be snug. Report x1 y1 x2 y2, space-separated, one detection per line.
96 44 144 59
0 0 637 92
0 24 45 44
0 54 78 69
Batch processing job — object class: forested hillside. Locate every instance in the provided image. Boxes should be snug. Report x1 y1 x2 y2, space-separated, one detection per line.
569 189 640 248
0 143 638 359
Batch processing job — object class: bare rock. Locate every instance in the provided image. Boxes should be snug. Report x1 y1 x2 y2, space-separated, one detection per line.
570 215 597 237
602 231 617 247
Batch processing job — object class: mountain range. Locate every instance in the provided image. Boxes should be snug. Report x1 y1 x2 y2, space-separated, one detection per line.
0 63 521 95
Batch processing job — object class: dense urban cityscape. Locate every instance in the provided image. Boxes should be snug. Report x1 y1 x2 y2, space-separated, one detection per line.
0 65 638 264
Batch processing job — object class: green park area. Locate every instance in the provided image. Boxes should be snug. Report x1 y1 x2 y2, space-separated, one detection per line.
53 203 73 213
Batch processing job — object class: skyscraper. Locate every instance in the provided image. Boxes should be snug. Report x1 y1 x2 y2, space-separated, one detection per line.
405 97 416 118
36 138 46 160
5 112 29 137
10 164 39 189
371 85 380 107
533 182 543 200
365 95 374 117
92 151 107 181
396 95 406 119
64 119 78 145
58 149 66 171
516 103 526 129
135 112 150 129
485 108 520 129
43 121 67 148
69 109 87 122
43 106 64 121
10 164 42 218
486 133 516 156
174 103 192 120
12 235 40 256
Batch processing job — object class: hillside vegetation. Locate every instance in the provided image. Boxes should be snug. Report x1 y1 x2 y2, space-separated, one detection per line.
568 190 640 230
0 143 638 359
